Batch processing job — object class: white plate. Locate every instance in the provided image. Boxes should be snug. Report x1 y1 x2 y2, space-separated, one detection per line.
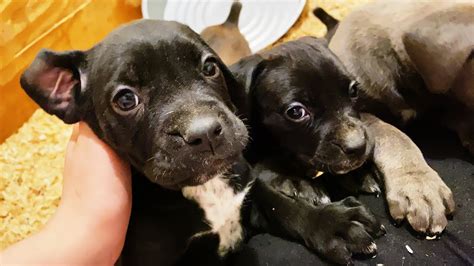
142 0 306 52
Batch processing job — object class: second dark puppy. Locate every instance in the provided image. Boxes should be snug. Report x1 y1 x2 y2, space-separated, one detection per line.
230 37 454 264
230 38 386 264
200 5 387 263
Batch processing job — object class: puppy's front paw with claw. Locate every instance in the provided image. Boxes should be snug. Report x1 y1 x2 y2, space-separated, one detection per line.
304 197 385 265
386 169 455 235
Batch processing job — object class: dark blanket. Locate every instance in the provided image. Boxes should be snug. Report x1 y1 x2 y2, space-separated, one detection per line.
233 122 474 265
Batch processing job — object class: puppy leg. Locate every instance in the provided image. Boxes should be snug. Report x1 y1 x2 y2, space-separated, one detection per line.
250 163 384 265
361 113 455 235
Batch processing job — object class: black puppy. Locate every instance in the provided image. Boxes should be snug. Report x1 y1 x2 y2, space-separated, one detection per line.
230 37 454 264
230 37 385 264
20 20 252 265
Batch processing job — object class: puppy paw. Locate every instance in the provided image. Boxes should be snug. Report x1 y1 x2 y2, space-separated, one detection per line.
276 178 331 205
304 197 385 264
386 169 455 235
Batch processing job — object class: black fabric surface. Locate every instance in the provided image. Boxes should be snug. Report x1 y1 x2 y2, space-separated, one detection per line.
233 123 474 265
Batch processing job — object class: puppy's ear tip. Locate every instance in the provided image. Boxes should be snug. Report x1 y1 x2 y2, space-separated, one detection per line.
21 49 86 124
19 71 28 87
38 48 52 55
34 49 58 63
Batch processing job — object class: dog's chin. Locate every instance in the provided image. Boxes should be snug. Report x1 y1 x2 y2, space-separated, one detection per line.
308 155 369 176
151 154 239 190
146 132 247 190
326 159 366 175
178 160 233 187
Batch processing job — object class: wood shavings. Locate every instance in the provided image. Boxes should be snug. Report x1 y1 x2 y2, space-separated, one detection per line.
0 110 71 250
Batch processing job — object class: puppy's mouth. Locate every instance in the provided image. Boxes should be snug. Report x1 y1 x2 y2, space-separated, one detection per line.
307 158 365 175
143 108 249 189
174 156 237 187
308 133 373 176
325 159 367 175
301 150 370 176
146 150 242 189
145 132 247 190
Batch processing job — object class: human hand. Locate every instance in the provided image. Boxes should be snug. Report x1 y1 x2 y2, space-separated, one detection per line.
1 122 132 264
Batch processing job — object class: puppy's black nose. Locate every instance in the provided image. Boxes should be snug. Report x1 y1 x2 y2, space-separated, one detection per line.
341 137 366 155
340 130 367 155
183 116 223 152
334 128 367 156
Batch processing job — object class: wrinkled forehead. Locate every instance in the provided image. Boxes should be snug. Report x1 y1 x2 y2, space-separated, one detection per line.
88 22 214 88
94 41 204 84
257 45 353 110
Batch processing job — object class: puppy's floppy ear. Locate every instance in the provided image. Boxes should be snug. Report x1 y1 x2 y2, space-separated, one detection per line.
20 49 87 124
228 54 265 118
403 30 473 95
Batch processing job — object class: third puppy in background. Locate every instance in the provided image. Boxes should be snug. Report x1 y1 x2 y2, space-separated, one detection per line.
201 0 251 65
314 1 474 154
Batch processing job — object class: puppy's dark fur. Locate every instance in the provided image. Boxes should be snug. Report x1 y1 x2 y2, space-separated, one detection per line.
230 37 385 264
230 36 454 264
21 20 252 265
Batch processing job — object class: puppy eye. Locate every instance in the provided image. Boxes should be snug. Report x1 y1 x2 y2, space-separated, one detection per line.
112 88 140 112
202 60 219 77
285 102 309 122
349 80 359 99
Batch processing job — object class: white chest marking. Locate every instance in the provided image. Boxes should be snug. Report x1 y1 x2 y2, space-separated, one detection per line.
182 176 250 256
